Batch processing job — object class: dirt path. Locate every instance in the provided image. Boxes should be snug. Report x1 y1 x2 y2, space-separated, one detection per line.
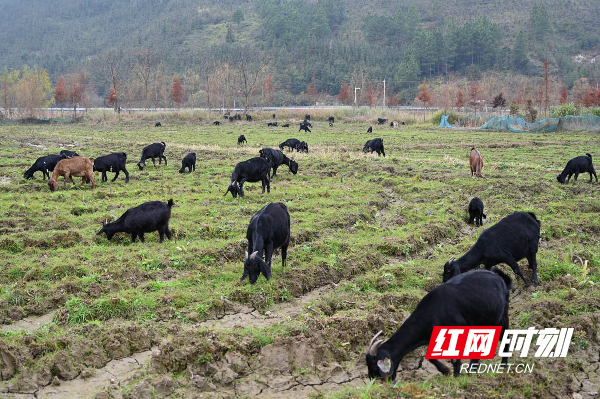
0 311 56 333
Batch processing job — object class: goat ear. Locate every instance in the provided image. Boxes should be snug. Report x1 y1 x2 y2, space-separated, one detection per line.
377 357 392 375
250 251 258 260
260 261 272 280
448 256 455 264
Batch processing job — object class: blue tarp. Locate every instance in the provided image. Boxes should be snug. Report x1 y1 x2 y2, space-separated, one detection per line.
438 115 454 128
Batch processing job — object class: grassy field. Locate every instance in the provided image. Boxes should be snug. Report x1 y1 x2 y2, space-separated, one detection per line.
0 116 599 398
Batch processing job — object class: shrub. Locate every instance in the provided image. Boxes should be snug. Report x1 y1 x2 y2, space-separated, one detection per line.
551 103 581 117
430 110 462 125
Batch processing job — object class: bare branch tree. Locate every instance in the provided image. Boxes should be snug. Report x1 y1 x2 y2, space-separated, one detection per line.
97 49 129 112
132 49 160 110
229 47 270 111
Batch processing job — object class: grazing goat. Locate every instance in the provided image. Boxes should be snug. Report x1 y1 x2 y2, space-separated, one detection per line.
60 150 79 158
259 148 299 179
268 122 278 127
246 114 252 122
297 141 309 153
179 153 196 173
367 126 372 133
223 115 229 120
468 197 486 226
328 116 335 123
234 114 242 120
366 268 512 380
24 154 65 179
377 118 387 124
305 114 310 120
213 121 221 126
281 123 290 127
94 152 129 183
469 147 484 178
237 135 247 145
48 157 96 191
299 122 311 133
272 113 276 119
279 138 301 152
557 153 597 184
302 120 312 127
155 122 162 127
97 199 173 243
443 211 540 285
224 157 271 198
363 138 385 157
137 142 167 170
241 203 290 284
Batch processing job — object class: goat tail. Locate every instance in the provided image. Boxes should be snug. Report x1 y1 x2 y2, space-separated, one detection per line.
167 198 174 207
490 267 513 291
586 153 592 160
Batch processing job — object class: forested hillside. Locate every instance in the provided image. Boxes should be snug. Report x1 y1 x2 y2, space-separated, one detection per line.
0 0 598 106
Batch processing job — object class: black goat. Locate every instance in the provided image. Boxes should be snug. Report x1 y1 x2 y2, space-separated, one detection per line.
223 115 229 119
24 154 65 179
179 153 196 173
377 118 387 124
234 114 242 120
302 120 312 127
137 142 167 170
94 152 129 183
299 122 311 133
60 150 79 158
241 203 290 284
224 157 271 198
272 113 276 119
443 211 540 286
367 126 372 133
268 122 278 127
305 114 310 120
366 268 511 380
238 135 247 145
281 123 290 127
328 116 335 123
213 121 221 126
468 197 486 226
297 141 309 153
246 114 252 121
259 148 299 179
557 154 597 184
97 199 173 243
279 138 301 152
155 122 162 127
363 138 385 157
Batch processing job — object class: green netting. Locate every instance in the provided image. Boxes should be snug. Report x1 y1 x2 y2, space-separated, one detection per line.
438 115 455 128
477 114 600 133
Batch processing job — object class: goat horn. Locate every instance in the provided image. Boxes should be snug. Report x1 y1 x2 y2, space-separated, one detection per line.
448 256 455 263
245 251 249 260
250 251 258 260
368 330 383 354
369 340 384 356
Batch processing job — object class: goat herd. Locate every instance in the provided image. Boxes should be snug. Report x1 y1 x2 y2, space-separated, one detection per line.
19 118 599 382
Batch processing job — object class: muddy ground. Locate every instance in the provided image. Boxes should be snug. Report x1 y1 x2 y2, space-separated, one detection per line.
0 121 599 398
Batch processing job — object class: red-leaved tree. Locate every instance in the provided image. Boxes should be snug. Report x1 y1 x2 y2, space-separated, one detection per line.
366 84 376 106
108 86 117 107
337 83 351 104
172 76 184 107
305 77 318 104
263 74 273 104
387 90 400 107
54 76 68 117
455 89 464 108
417 78 431 107
559 86 568 105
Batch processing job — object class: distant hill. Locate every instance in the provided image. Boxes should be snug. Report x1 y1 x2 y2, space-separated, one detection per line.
0 0 598 99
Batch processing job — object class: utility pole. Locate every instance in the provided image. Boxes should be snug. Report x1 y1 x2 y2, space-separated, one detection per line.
354 87 361 105
383 79 386 107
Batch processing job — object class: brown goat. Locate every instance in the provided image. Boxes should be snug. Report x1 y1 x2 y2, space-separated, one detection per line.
469 147 484 178
48 157 96 191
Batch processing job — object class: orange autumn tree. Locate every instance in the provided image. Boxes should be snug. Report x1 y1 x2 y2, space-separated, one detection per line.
417 78 431 107
172 76 184 108
107 86 117 107
68 75 85 117
337 83 351 104
54 76 67 117
263 74 273 104
305 77 318 104
559 86 568 105
366 84 376 106
387 90 400 107
455 89 464 108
